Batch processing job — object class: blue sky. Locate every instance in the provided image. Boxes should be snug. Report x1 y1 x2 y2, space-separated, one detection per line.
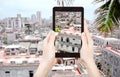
0 0 103 20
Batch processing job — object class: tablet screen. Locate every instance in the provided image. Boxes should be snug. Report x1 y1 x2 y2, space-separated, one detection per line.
55 11 81 32
53 7 84 57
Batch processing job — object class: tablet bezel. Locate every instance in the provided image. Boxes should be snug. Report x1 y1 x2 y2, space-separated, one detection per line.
53 7 84 58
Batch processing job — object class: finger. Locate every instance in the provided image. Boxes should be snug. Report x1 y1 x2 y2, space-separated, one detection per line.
49 31 56 46
81 33 87 47
84 19 90 39
84 19 93 44
55 32 58 36
44 31 53 43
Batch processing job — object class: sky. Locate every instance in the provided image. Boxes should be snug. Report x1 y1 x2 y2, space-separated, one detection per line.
0 0 103 20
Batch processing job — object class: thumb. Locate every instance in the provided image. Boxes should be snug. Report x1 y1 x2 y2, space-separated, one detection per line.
49 31 56 46
81 33 87 47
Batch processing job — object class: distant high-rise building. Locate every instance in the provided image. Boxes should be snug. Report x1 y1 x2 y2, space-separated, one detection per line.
36 11 42 25
4 14 30 31
17 14 22 29
31 14 36 23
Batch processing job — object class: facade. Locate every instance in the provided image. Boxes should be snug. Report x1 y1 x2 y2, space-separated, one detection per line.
6 31 16 44
0 37 42 77
0 49 39 77
55 27 81 53
6 15 30 30
102 47 120 77
0 65 38 77
55 12 81 30
92 35 120 77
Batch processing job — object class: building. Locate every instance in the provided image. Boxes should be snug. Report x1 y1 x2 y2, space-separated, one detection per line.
5 14 30 31
0 34 43 77
55 12 81 30
0 65 38 77
0 47 40 77
31 14 37 24
92 35 120 77
36 11 42 25
102 47 120 77
55 27 81 53
5 30 16 44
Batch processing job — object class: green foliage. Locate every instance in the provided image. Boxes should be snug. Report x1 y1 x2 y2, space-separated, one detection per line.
55 27 60 32
97 62 102 70
94 0 120 34
3 37 7 44
106 67 110 72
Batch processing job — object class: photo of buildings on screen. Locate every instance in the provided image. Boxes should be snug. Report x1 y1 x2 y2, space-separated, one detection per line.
55 11 82 53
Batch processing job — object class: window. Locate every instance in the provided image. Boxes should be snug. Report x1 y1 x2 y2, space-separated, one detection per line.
61 44 63 47
5 71 10 73
72 47 74 52
29 70 34 77
38 51 43 55
0 62 3 64
11 48 14 51
34 60 39 63
5 71 10 77
30 48 37 54
22 61 27 64
73 38 75 40
10 61 15 64
11 53 15 55
66 45 68 47
61 37 63 41
66 38 69 42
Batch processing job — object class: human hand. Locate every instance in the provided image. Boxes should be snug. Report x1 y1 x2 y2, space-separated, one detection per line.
79 20 101 77
80 20 94 66
34 31 57 77
42 31 57 65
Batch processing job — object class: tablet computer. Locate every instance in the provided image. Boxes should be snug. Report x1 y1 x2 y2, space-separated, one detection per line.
53 7 84 57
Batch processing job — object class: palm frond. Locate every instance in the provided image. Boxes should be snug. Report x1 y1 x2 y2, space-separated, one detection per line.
94 0 120 34
95 0 110 14
94 0 105 3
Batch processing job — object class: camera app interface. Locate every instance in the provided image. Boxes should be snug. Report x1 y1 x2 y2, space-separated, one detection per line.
55 11 82 53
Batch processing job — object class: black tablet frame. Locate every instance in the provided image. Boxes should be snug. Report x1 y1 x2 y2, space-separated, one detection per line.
53 7 84 58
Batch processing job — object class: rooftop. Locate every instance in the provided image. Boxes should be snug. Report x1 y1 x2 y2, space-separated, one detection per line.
60 26 81 36
0 49 41 66
105 46 120 56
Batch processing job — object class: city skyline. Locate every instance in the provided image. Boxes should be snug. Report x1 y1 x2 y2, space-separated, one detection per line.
0 0 103 20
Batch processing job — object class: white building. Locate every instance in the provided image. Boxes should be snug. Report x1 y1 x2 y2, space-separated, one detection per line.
5 15 30 31
5 31 16 44
55 27 81 53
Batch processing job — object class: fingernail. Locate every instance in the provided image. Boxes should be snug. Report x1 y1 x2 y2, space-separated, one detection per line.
81 33 84 36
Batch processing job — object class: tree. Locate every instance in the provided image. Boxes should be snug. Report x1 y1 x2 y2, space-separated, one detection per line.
55 27 60 32
97 62 102 70
94 0 120 36
106 67 110 76
56 0 74 6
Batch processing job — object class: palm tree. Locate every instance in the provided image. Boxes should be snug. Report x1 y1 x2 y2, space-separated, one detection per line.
94 0 120 36
55 0 74 6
